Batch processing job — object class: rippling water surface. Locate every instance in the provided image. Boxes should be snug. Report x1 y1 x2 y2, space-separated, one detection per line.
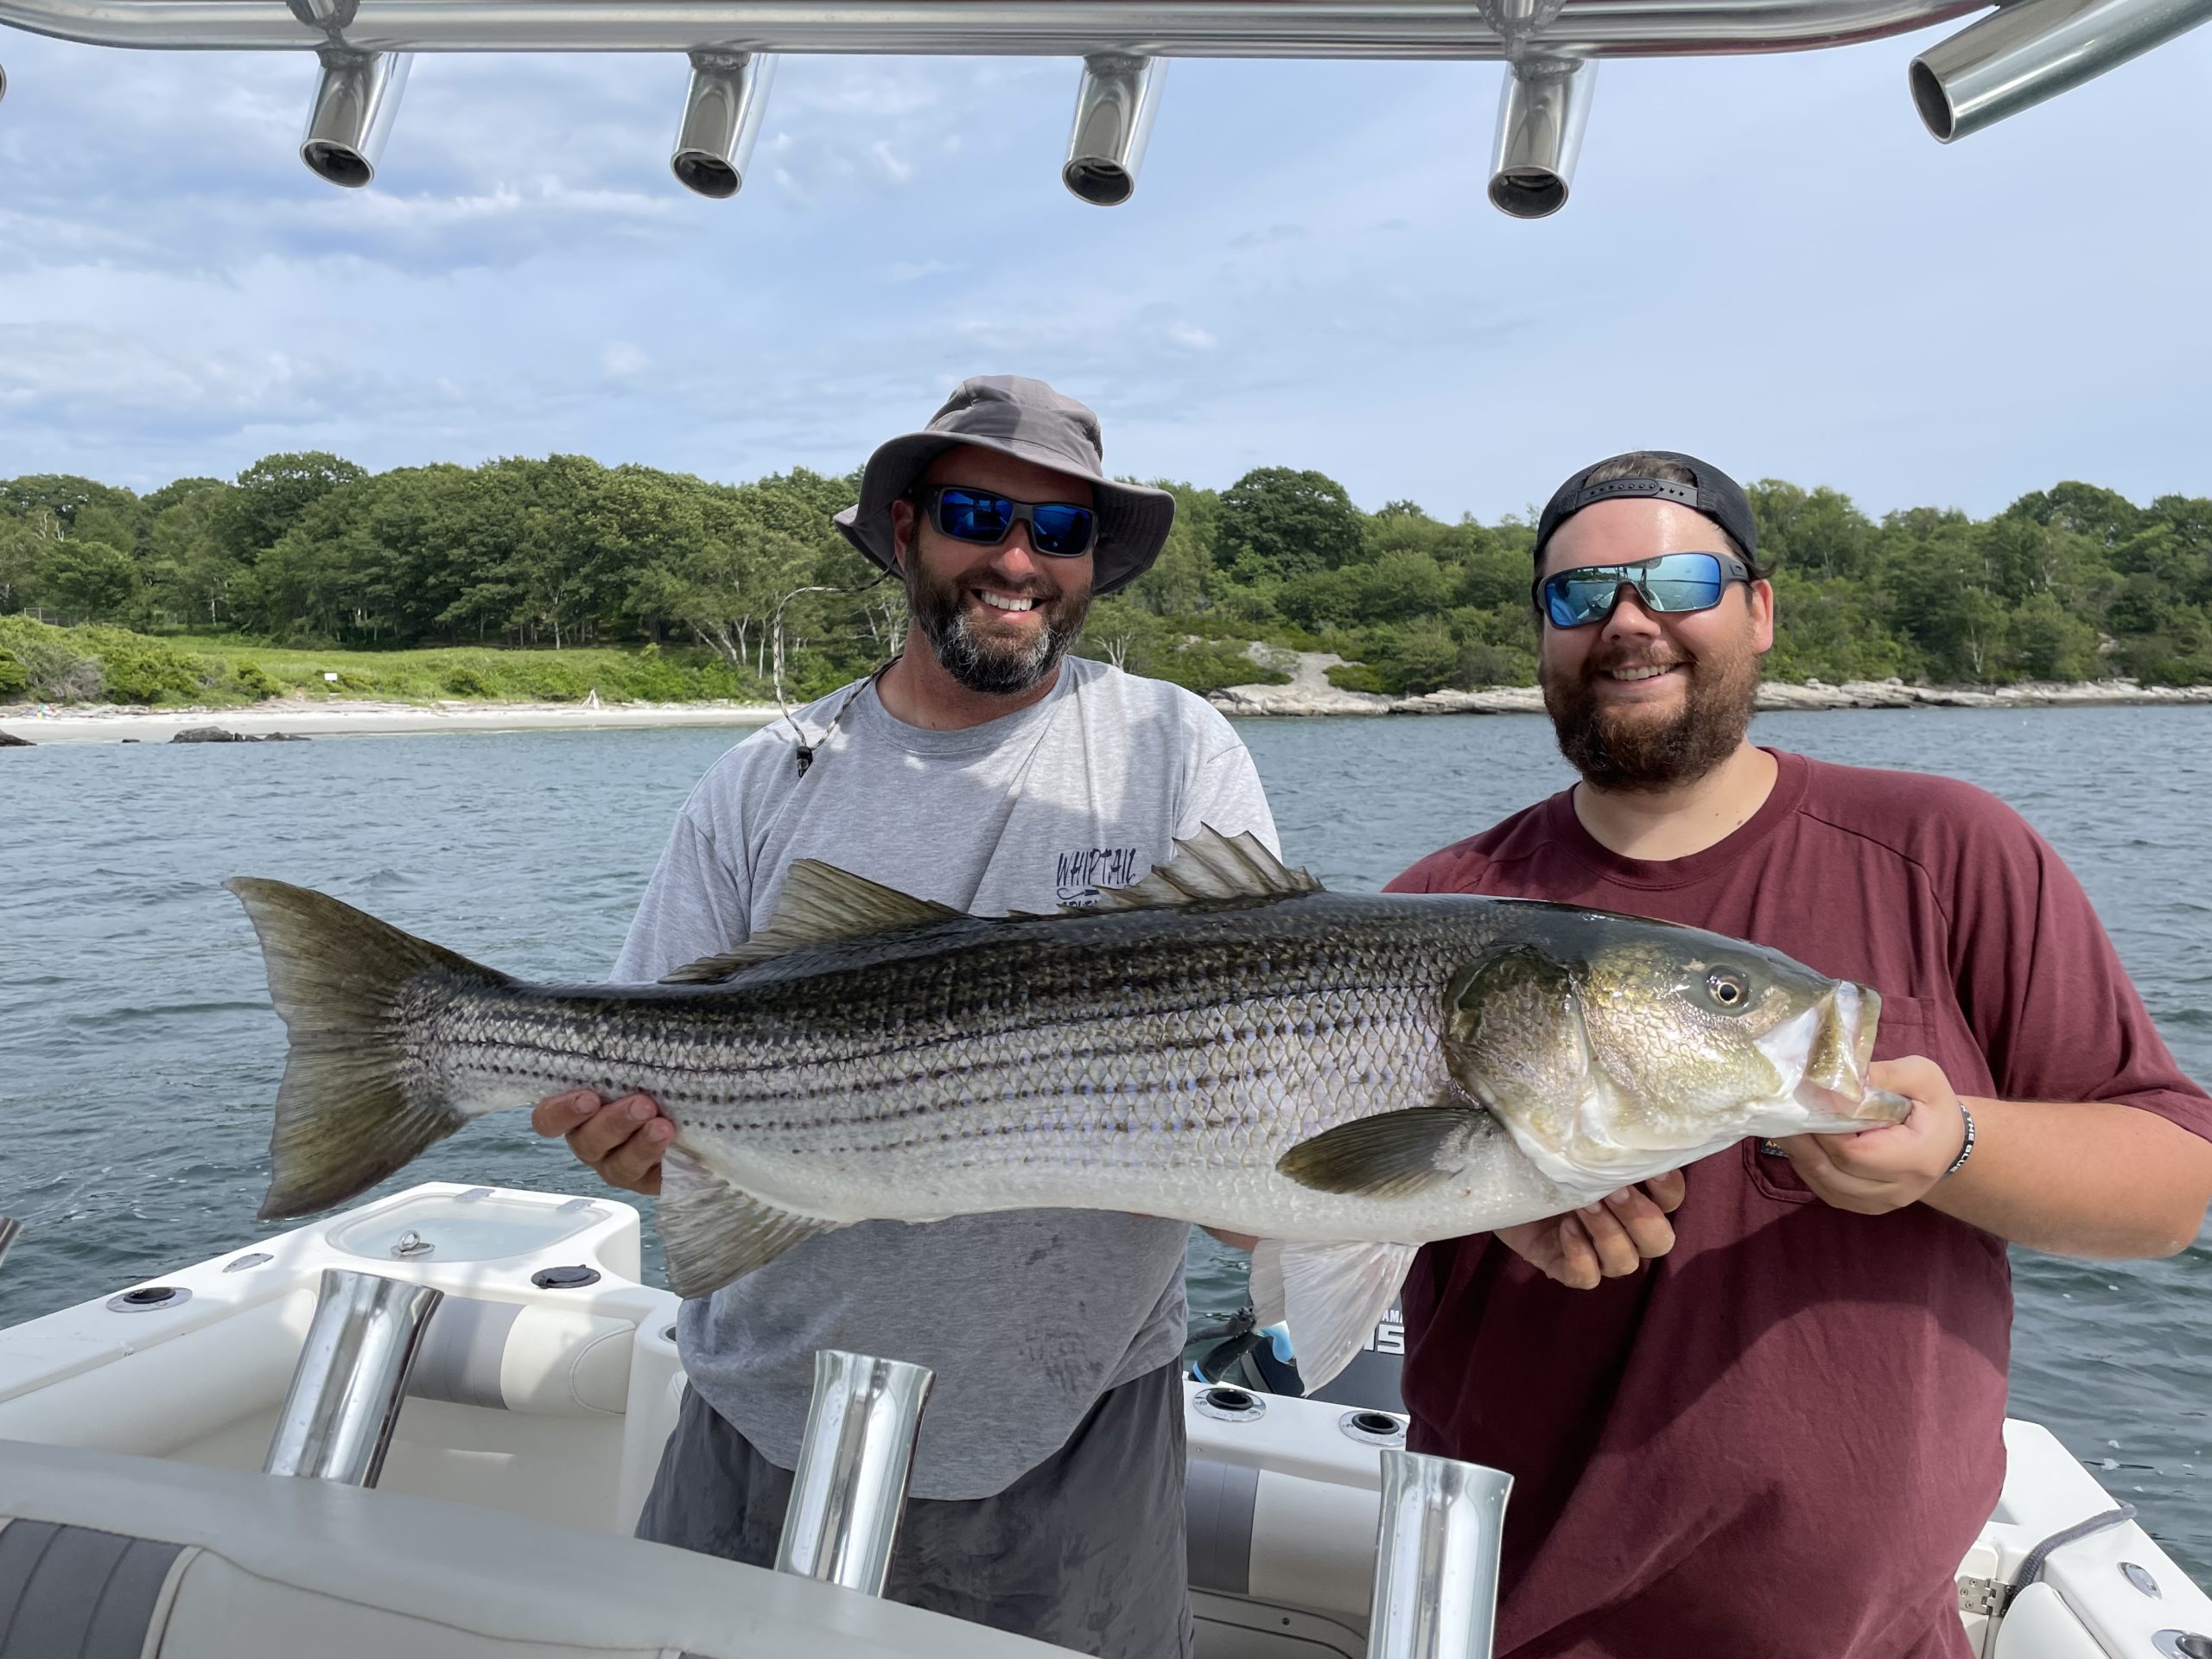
2 706 2205 1573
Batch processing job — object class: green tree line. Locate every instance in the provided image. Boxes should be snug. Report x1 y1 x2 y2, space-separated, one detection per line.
3 453 2208 702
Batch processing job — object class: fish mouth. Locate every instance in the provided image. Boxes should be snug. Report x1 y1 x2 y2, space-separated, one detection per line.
1763 982 1910 1131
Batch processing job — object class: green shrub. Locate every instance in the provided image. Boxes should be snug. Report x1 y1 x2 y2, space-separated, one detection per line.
0 618 216 703
442 665 493 697
513 659 588 702
72 626 210 704
1455 641 1536 688
1325 661 1390 694
234 663 283 701
1142 640 1282 696
601 645 696 702
0 650 27 700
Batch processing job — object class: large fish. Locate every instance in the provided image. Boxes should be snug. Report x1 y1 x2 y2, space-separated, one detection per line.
227 829 1907 1387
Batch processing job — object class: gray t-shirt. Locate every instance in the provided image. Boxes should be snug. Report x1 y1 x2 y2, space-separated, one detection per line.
613 655 1279 1499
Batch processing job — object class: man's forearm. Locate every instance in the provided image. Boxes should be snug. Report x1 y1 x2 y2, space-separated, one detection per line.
1922 1097 2212 1258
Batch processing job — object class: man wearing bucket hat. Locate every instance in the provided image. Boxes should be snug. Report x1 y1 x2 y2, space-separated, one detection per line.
1387 450 2212 1659
531 375 1276 1657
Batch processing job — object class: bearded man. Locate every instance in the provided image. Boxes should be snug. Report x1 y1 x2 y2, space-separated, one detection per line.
1388 450 2212 1659
532 376 1278 1657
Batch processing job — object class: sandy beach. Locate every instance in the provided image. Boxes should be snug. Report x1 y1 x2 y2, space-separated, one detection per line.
0 696 786 746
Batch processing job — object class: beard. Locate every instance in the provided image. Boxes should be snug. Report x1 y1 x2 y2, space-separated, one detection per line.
904 556 1092 697
1540 635 1763 792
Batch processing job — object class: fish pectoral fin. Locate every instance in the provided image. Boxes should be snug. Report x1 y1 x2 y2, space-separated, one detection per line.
1249 1238 1416 1395
659 863 964 982
657 1148 842 1299
1274 1104 1491 1198
1081 825 1323 914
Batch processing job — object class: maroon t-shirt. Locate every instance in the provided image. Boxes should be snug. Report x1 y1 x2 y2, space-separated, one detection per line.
1385 749 2212 1659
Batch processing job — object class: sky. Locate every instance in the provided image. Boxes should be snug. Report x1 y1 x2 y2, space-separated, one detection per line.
1 17 2209 524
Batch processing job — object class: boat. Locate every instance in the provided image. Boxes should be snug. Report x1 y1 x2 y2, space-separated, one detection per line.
3 1179 2205 1657
5 3 2209 1650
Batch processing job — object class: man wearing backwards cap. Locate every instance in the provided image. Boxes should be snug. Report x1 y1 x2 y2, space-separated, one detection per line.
531 376 1277 1657
1388 450 2212 1658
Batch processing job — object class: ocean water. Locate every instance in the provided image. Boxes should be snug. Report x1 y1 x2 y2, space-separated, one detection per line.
1 704 2205 1574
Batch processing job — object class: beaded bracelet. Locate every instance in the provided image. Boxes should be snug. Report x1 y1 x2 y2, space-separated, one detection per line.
1941 1101 1977 1179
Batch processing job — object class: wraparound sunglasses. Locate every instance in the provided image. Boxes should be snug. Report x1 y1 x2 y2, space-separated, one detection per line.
1536 551 1752 628
916 486 1098 558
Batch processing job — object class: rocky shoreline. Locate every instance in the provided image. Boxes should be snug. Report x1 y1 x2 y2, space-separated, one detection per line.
3 661 2209 747
1205 651 2212 719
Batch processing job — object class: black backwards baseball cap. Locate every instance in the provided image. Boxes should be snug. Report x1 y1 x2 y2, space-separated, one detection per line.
1533 451 1759 566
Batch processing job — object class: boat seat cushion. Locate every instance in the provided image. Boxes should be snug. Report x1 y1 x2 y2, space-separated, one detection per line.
0 1440 1066 1658
407 1298 631 1417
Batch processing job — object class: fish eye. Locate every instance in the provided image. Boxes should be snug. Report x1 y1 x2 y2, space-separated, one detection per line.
1704 969 1751 1011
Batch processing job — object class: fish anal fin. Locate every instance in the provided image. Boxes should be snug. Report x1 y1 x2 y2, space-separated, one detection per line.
1275 1104 1491 1198
660 862 963 983
1081 825 1322 914
1249 1238 1417 1394
657 1147 842 1299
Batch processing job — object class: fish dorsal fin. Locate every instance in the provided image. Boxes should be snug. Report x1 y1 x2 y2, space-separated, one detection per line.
659 861 963 984
1081 825 1323 914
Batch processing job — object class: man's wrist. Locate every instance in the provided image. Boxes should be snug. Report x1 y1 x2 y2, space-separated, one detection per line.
1939 1100 1976 1179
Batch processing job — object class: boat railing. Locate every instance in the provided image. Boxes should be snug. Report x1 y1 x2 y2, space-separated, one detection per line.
6 0 2210 209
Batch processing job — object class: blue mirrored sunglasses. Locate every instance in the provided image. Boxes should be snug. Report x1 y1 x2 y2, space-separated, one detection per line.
1536 551 1752 629
918 486 1098 558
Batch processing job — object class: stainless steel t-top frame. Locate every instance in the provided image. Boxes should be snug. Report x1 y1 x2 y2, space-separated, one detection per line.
3 0 2209 210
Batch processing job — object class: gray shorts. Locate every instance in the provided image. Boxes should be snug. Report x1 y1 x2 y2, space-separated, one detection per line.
635 1362 1194 1659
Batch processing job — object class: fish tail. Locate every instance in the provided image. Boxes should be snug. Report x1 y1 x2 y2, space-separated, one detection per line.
226 877 505 1221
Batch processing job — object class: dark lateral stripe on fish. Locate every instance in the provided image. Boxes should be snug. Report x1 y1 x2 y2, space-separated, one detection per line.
432 982 1433 1104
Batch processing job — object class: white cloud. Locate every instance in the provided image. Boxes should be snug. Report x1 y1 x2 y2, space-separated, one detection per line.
885 259 960 283
869 140 916 184
0 33 2206 522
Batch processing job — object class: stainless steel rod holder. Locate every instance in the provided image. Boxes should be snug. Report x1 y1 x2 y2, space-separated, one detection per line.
774 1348 934 1594
301 45 411 187
264 1267 444 1486
671 48 775 198
1367 1447 1514 1659
0 1216 19 1273
1063 51 1166 205
1488 55 1596 218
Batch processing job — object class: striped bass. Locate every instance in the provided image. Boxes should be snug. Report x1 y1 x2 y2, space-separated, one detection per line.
227 828 1907 1387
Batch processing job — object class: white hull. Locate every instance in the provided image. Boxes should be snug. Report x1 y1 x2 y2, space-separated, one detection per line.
3 1181 2205 1658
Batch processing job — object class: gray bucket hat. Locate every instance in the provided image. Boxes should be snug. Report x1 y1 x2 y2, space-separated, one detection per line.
832 376 1176 598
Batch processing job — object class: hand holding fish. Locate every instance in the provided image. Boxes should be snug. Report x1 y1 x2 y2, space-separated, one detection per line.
1493 1171 1687 1289
1777 1057 1968 1214
532 1089 674 1196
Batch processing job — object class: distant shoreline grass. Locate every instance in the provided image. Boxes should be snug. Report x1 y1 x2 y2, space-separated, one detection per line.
3 619 2210 718
0 619 770 709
